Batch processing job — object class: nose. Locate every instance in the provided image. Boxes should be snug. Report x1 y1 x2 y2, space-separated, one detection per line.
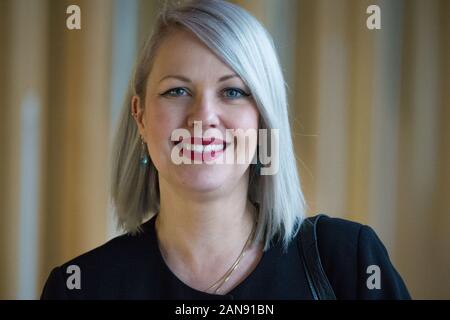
186 92 220 130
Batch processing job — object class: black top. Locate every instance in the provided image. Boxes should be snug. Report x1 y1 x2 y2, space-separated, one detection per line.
41 215 410 300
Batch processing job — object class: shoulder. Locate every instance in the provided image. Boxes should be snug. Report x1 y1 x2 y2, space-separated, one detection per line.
315 214 363 246
63 224 151 271
314 215 381 260
41 220 155 299
308 214 410 299
311 214 390 260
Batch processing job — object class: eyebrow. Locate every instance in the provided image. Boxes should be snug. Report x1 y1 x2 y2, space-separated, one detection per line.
158 74 239 83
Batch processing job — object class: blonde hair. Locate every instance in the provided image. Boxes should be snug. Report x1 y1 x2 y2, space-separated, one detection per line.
110 0 305 251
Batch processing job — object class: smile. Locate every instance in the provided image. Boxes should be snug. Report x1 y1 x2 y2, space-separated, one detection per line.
182 143 225 153
174 137 229 161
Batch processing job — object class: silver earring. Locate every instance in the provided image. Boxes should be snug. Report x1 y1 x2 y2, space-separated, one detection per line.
255 145 262 176
140 136 149 167
255 159 262 176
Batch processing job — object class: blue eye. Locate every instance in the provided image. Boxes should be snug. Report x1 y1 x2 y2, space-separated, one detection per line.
223 88 250 99
161 87 189 97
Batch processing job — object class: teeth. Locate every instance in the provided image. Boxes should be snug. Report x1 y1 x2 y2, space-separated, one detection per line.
182 143 224 153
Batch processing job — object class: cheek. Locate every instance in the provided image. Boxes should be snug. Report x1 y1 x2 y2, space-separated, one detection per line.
148 100 185 132
227 105 260 160
144 104 184 155
227 103 259 130
229 105 260 138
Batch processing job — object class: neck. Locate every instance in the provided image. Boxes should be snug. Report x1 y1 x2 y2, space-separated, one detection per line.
155 173 258 274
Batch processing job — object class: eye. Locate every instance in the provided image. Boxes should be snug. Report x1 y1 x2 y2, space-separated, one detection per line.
160 87 190 97
222 88 251 99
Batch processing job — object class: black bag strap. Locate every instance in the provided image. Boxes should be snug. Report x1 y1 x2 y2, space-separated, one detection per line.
299 214 337 300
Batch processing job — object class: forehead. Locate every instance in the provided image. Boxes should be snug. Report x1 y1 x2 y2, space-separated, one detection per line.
149 29 235 80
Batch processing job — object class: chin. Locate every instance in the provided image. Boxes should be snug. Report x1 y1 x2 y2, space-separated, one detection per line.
175 165 236 193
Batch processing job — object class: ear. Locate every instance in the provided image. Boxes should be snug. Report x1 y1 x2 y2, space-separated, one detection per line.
131 95 146 138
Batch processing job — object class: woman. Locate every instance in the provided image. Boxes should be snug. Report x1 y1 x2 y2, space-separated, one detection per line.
41 0 410 299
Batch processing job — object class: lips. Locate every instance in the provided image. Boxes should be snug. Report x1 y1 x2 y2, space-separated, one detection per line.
173 137 229 162
174 137 222 145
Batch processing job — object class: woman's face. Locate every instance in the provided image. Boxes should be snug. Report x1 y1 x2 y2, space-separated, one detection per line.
133 29 259 195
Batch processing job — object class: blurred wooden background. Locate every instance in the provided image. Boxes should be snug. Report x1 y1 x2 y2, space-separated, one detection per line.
0 0 449 299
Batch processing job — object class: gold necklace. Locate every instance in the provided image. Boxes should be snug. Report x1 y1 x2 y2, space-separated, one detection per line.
206 222 256 294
